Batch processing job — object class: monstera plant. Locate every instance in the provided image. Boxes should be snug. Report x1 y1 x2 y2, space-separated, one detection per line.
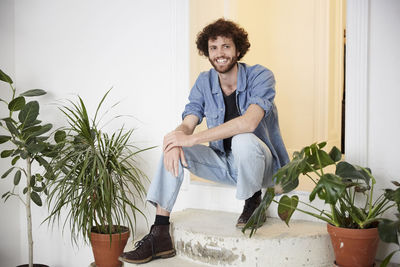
243 142 396 267
378 181 400 266
0 69 57 267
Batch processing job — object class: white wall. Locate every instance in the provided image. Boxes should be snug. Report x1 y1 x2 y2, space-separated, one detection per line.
0 1 188 266
0 1 21 267
2 0 400 266
367 0 400 263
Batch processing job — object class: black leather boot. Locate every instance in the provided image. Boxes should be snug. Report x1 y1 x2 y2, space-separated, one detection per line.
119 224 175 264
236 192 266 229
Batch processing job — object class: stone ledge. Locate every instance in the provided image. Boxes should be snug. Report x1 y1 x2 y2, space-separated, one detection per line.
171 209 334 267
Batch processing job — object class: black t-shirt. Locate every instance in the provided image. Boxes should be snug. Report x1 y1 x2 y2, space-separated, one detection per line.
223 91 240 152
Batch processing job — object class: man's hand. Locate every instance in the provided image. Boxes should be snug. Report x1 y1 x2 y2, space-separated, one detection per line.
163 131 195 152
164 146 188 177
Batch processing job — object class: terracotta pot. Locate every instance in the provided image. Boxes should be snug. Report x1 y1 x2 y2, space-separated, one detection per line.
327 224 379 267
90 226 130 267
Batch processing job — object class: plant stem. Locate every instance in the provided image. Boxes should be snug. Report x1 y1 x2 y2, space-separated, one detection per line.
26 157 33 267
9 83 16 117
272 199 335 225
330 204 339 226
306 163 322 179
315 148 324 176
305 173 318 185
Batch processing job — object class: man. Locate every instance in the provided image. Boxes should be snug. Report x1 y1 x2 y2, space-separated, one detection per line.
119 18 289 264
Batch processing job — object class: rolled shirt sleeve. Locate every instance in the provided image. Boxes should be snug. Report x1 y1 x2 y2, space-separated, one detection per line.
247 67 276 117
182 76 205 124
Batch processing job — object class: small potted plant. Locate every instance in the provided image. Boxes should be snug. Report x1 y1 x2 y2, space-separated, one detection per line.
243 142 396 267
378 181 400 267
45 90 153 267
0 69 55 267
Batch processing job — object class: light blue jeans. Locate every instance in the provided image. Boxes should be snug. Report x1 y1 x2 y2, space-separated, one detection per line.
147 133 274 212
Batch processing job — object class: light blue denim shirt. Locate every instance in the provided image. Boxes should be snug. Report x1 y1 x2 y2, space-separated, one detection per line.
182 63 289 173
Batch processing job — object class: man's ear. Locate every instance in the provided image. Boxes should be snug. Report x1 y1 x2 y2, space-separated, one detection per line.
237 51 240 58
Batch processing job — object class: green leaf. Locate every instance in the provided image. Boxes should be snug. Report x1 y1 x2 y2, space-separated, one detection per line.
1 167 14 178
20 89 46 97
18 101 39 127
385 187 400 206
22 119 42 130
26 142 46 154
11 156 20 165
317 141 327 149
54 130 66 143
20 150 29 159
30 175 35 187
336 161 370 185
0 135 11 144
35 156 49 167
36 136 49 142
273 152 306 193
310 173 346 204
33 187 43 192
29 123 52 138
4 118 19 136
392 181 400 187
11 140 24 147
23 187 28 194
8 96 26 111
35 174 43 182
22 125 42 136
30 191 42 206
379 250 399 267
243 187 275 237
329 146 342 162
278 195 299 226
307 144 335 169
13 170 21 185
1 149 14 158
0 69 13 84
378 218 400 244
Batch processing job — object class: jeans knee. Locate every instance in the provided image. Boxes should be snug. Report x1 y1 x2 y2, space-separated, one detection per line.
231 133 260 156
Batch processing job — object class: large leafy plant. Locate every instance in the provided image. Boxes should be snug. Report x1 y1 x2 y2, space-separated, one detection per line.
243 142 395 238
45 90 153 244
378 181 400 266
0 69 57 267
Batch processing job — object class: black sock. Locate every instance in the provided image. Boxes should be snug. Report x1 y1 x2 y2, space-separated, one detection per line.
154 215 170 225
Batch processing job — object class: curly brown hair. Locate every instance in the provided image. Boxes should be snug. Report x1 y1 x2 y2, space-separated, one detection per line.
196 18 250 61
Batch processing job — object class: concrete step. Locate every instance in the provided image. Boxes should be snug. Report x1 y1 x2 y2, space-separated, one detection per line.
170 209 334 267
121 256 210 267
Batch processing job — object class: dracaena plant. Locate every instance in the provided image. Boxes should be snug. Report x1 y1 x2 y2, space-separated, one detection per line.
45 90 153 245
243 142 395 238
0 69 59 267
378 181 400 267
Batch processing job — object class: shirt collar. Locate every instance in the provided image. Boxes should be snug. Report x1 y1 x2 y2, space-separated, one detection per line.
211 63 246 94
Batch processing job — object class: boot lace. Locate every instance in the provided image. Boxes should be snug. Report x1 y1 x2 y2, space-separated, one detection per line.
134 233 154 249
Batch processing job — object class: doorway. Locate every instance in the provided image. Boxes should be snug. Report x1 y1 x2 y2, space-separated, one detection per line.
189 0 346 192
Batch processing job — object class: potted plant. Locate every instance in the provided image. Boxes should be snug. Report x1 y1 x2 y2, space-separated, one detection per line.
243 142 396 267
378 181 400 267
0 69 56 267
45 90 153 267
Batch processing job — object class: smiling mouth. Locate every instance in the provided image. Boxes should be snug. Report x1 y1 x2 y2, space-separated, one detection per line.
216 58 228 64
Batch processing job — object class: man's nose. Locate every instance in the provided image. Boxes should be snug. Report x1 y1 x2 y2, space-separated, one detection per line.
216 47 224 57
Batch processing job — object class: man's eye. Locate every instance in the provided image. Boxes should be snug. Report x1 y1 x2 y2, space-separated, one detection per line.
224 45 230 48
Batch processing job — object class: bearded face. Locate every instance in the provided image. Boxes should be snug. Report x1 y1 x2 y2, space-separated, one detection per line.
208 36 240 74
